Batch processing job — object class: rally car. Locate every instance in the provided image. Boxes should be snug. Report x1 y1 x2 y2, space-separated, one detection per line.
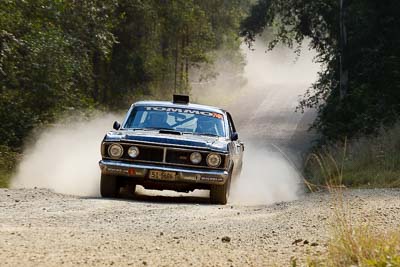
99 95 244 204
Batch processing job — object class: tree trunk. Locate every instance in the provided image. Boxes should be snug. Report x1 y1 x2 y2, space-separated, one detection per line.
185 31 189 87
92 50 100 102
339 0 348 100
180 35 185 91
174 37 179 94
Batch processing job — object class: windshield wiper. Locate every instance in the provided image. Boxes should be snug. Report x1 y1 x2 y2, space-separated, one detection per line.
185 132 220 137
131 127 172 131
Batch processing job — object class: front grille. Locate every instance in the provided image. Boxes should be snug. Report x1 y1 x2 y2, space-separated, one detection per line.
166 150 208 167
125 145 163 162
103 143 163 162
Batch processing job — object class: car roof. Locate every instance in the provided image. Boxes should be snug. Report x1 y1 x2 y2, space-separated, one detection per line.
133 101 226 114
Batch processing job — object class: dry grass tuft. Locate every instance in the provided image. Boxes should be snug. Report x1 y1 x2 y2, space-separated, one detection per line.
309 223 400 267
305 125 400 189
301 130 400 267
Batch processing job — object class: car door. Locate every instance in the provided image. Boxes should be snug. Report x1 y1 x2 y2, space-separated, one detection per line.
227 112 243 170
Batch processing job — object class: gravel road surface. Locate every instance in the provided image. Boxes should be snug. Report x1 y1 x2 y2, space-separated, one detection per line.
3 73 399 266
1 188 399 266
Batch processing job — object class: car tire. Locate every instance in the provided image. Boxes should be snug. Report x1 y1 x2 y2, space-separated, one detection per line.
100 174 119 198
131 184 137 193
127 183 137 194
210 181 229 205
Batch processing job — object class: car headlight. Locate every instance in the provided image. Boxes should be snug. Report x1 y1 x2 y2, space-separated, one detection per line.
190 152 202 164
108 143 123 158
128 146 140 158
206 153 221 167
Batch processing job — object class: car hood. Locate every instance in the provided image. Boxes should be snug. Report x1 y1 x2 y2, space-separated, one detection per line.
103 130 229 152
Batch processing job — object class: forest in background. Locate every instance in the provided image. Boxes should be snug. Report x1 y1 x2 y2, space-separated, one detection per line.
1 0 400 187
0 0 250 150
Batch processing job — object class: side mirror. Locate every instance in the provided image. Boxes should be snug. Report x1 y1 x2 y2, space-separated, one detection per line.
231 132 239 141
113 121 121 130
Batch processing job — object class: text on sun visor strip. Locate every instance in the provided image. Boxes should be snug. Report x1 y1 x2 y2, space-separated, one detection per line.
145 107 223 119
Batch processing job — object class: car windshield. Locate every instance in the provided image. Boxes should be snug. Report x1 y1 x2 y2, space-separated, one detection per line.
123 106 226 137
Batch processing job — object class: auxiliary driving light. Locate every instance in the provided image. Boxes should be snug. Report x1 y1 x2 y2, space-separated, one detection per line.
108 143 123 158
190 152 202 164
206 153 221 168
128 168 136 176
128 146 140 158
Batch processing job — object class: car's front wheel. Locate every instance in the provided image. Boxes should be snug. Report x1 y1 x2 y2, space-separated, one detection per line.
210 180 230 205
100 174 119 198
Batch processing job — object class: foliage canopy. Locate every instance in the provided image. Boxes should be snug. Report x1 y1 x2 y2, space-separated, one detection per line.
0 0 250 148
241 0 400 141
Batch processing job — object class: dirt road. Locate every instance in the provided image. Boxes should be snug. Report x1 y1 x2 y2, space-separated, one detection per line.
1 188 399 266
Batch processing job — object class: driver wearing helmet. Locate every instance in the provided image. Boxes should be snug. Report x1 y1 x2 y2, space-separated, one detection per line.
196 116 218 136
145 112 170 129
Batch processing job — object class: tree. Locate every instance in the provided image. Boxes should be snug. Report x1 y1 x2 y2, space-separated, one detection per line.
0 0 251 148
0 0 117 147
241 0 400 141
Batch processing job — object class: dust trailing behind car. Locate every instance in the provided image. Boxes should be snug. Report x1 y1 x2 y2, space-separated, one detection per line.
10 111 301 205
11 114 120 196
230 143 302 205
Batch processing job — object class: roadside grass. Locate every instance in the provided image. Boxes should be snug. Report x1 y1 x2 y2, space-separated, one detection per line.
291 194 400 267
305 124 400 189
301 128 400 267
306 191 400 267
0 146 18 187
307 224 400 267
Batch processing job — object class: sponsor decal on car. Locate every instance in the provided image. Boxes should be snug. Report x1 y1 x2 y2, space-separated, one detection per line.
106 167 129 175
145 107 223 119
200 176 224 182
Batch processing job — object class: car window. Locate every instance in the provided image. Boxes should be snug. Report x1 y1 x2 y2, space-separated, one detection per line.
227 112 236 135
124 106 226 137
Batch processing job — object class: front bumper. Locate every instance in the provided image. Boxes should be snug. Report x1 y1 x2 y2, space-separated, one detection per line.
99 160 229 185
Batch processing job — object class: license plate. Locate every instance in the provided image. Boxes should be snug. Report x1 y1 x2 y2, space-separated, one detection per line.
149 170 176 181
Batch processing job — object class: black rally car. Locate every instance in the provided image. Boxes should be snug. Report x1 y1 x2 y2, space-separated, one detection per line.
99 95 244 204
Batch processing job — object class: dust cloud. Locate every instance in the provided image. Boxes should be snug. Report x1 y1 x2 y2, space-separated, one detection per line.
229 144 302 205
12 39 319 205
201 39 320 205
10 112 207 198
243 41 320 86
11 114 120 196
